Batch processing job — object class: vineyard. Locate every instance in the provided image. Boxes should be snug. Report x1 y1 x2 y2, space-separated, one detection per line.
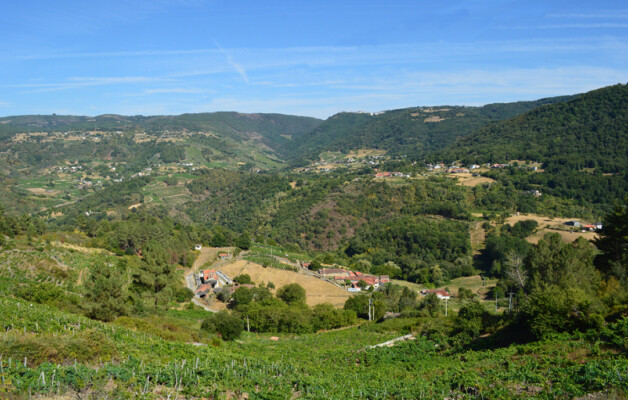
0 295 626 399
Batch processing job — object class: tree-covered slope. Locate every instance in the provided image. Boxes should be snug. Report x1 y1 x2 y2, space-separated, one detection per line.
432 84 628 212
284 95 572 163
436 84 627 172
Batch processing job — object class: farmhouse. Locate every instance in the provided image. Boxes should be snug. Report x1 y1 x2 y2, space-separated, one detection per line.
218 252 232 260
319 268 348 278
420 289 451 300
195 284 212 298
199 269 219 286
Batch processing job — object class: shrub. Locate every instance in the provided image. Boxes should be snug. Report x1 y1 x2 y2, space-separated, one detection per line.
175 287 194 303
201 311 244 341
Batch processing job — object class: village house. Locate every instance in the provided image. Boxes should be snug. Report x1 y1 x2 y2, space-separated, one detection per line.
420 289 451 300
199 269 219 286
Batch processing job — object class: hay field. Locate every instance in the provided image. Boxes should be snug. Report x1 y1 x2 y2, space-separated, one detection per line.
218 260 352 307
449 172 495 187
505 213 598 244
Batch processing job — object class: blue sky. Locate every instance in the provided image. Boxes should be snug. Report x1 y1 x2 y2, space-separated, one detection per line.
1 0 627 118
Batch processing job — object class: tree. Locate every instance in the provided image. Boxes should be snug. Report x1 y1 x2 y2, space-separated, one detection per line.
132 242 177 309
175 287 194 302
233 274 252 284
201 311 244 341
455 301 488 341
523 284 602 339
421 293 440 317
526 234 600 294
232 287 253 306
593 201 628 281
505 250 527 293
85 261 128 322
235 232 251 250
277 283 306 305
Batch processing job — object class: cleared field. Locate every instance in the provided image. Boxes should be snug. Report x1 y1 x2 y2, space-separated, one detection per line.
449 172 495 187
26 187 59 196
52 242 112 255
505 213 598 244
218 260 352 307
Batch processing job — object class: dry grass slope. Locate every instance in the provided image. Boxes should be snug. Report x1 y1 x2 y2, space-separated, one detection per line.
218 260 352 307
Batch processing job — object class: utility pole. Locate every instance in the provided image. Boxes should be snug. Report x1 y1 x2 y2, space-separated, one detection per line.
444 298 448 316
508 292 513 312
368 297 374 321
246 315 250 332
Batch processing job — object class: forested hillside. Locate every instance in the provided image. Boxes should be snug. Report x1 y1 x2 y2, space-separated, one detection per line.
434 83 628 213
283 95 572 163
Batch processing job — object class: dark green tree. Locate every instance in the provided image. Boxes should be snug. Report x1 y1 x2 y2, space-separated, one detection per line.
132 242 177 309
85 261 128 322
277 283 306 305
235 232 251 250
593 201 628 280
201 311 244 341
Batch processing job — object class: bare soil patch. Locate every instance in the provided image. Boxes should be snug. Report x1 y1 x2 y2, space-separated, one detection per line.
424 115 445 123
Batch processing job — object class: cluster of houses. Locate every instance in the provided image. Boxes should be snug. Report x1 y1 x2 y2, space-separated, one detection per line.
374 171 410 178
318 268 390 291
194 268 236 298
426 163 480 172
565 221 603 231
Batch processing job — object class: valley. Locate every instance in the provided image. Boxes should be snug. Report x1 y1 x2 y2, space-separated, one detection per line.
0 84 626 399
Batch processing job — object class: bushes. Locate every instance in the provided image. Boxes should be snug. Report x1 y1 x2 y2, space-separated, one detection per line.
523 285 603 339
174 287 194 303
201 311 244 341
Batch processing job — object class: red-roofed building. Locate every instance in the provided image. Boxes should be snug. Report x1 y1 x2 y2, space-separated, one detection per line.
421 289 451 300
319 268 347 277
195 284 212 298
200 269 219 285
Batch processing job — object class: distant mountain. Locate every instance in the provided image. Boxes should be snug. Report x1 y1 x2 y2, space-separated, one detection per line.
0 112 322 151
283 95 573 163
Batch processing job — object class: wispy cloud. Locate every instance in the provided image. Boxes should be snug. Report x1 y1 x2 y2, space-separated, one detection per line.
213 41 249 84
8 76 167 93
143 87 206 94
538 23 628 29
546 11 628 19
